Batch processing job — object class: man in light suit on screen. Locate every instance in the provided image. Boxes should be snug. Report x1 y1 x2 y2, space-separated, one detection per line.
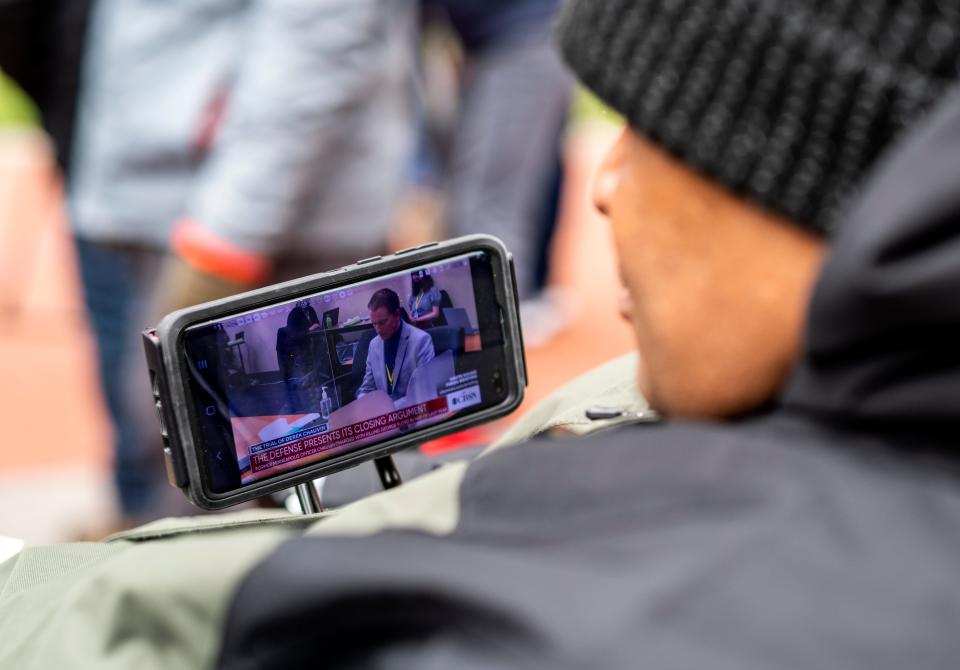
356 288 435 401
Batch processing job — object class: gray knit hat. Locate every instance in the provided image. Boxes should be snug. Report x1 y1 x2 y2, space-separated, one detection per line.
557 0 960 232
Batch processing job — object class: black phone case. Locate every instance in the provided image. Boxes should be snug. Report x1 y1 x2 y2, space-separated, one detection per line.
143 234 527 509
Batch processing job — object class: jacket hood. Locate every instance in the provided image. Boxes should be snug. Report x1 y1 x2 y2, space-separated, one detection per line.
782 87 960 431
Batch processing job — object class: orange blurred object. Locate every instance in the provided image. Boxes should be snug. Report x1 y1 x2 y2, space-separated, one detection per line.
0 134 111 471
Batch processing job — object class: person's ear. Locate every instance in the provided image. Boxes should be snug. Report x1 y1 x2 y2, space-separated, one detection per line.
592 126 630 218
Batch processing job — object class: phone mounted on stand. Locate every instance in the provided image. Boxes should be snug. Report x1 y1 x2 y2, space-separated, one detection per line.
143 235 527 510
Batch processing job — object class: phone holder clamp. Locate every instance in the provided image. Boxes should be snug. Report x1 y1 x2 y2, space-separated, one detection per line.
294 454 403 515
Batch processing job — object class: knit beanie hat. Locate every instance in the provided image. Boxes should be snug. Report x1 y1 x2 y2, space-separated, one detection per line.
556 0 960 233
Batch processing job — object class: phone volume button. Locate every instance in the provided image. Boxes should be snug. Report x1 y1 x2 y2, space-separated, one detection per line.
356 255 382 265
155 400 168 436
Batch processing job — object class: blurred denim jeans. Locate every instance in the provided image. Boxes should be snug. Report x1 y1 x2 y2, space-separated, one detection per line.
75 237 165 518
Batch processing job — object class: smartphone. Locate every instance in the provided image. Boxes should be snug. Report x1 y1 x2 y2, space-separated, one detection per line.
143 235 527 509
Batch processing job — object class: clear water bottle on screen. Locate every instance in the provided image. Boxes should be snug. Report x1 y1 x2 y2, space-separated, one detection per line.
320 386 332 420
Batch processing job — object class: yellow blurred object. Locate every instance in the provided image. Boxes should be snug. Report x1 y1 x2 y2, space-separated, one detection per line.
0 70 40 128
569 86 623 128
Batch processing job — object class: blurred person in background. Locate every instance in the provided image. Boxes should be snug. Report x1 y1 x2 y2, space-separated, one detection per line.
69 0 417 528
407 0 573 345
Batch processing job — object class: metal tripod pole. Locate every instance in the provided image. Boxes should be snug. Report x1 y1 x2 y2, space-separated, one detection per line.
295 481 323 514
375 455 402 490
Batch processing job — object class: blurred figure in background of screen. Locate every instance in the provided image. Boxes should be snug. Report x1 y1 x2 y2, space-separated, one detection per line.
276 302 328 414
408 272 442 326
68 0 417 526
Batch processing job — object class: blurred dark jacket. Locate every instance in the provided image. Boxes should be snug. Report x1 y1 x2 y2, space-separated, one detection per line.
425 0 559 51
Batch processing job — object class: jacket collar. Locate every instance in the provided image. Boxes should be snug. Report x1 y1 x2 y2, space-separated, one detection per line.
781 88 960 433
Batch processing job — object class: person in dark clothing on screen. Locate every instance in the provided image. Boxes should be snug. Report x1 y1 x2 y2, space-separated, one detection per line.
277 302 327 413
216 2 960 668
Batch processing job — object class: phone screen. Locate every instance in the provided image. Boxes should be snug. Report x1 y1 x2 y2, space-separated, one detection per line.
181 251 511 494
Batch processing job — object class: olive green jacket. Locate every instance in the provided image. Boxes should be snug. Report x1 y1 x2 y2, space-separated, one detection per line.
0 353 649 670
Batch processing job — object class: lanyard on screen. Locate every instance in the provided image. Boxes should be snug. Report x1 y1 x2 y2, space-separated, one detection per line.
385 350 403 393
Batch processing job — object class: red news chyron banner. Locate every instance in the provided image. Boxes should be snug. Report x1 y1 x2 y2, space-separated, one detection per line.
249 397 449 473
